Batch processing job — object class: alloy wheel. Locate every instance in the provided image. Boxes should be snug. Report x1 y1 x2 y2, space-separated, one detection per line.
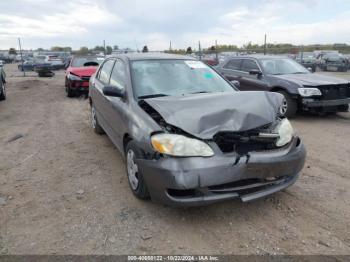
126 149 139 190
279 98 288 116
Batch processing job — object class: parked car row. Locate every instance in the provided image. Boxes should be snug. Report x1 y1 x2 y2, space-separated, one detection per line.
18 55 67 72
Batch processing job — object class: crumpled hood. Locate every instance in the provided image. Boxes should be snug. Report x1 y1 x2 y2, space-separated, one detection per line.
274 73 348 86
144 91 283 139
67 66 97 77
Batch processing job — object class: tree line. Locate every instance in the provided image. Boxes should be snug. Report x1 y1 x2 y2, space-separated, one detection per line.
7 43 350 55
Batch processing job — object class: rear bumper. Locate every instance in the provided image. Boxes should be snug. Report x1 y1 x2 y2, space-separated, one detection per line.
137 137 306 207
302 98 350 108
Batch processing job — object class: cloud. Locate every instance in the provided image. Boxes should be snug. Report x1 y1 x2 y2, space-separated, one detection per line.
0 0 349 50
0 0 121 38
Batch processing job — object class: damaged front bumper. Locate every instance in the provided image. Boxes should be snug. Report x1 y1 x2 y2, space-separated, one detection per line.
137 136 306 207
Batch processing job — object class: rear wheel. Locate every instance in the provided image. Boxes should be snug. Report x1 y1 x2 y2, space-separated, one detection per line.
125 141 150 200
276 91 297 118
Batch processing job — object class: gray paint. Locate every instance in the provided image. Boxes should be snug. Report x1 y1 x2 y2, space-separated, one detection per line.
145 91 283 139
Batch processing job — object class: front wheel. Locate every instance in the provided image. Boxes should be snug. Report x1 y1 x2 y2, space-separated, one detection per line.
276 91 297 118
0 82 6 101
66 85 75 97
125 141 150 200
91 105 104 134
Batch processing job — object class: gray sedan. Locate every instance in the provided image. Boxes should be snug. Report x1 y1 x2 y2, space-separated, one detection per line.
89 53 306 207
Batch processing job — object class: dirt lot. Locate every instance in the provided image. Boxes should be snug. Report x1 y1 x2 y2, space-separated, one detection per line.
0 64 349 255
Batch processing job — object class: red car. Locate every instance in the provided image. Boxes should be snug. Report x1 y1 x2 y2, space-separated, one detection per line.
65 56 104 97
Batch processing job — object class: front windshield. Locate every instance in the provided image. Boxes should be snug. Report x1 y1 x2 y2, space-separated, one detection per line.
71 57 103 67
261 58 309 75
131 60 235 98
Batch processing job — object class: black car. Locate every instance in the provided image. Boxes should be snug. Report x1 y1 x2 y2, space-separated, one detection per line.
319 54 348 72
89 53 306 207
296 52 317 72
217 55 350 117
0 67 6 101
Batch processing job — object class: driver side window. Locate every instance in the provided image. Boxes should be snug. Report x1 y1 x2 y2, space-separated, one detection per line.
109 59 126 89
98 60 115 84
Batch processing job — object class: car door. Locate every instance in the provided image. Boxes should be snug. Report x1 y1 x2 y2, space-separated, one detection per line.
102 58 128 152
92 59 116 138
219 58 243 84
239 59 268 91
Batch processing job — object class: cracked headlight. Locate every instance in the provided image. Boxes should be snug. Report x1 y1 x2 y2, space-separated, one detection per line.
298 87 321 97
151 134 214 157
274 119 294 147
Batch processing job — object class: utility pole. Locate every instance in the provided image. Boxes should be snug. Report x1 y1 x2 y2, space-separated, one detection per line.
300 45 304 62
103 40 106 56
198 41 202 60
264 34 267 55
169 41 172 51
215 40 218 62
18 37 25 77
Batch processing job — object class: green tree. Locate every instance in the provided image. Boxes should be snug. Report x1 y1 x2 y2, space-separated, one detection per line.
142 45 149 53
78 46 89 55
51 46 64 51
93 46 105 52
186 47 192 54
106 46 113 55
9 48 17 55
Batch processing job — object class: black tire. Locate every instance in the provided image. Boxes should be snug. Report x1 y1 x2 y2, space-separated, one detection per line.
125 141 150 200
66 86 75 97
276 91 297 118
0 82 6 101
90 104 104 134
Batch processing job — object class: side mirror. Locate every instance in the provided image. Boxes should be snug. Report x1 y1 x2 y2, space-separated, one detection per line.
249 69 262 75
230 80 240 89
103 85 125 98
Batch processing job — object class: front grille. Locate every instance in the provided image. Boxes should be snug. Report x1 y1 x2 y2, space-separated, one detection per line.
213 129 278 154
81 76 90 81
318 84 349 100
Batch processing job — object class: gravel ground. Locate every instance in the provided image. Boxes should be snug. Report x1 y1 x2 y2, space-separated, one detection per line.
0 64 349 255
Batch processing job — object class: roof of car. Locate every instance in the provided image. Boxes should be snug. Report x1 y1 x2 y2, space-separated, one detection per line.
228 54 289 60
110 52 195 61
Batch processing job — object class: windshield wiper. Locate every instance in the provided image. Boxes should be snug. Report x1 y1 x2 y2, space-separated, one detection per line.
138 94 168 99
189 91 212 94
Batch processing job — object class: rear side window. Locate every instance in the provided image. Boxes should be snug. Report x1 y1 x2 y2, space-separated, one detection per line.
109 59 126 88
241 59 259 72
98 60 115 84
223 59 241 70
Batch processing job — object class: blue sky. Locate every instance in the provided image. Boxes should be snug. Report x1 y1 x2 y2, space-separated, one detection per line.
1 0 350 50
